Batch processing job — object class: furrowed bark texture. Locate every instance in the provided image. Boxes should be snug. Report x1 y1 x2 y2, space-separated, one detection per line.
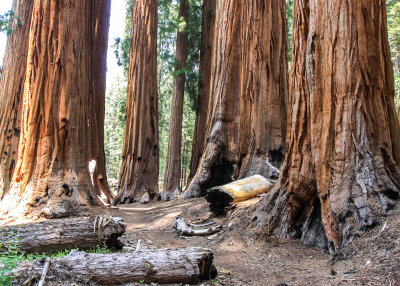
88 0 114 204
234 0 288 180
187 0 216 185
162 0 189 201
114 0 159 204
255 0 400 251
13 248 217 285
0 0 102 219
0 216 126 253
0 0 33 200
182 0 241 198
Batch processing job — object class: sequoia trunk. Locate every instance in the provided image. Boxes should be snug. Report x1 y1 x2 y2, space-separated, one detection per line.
0 0 33 199
234 0 288 180
182 0 241 198
88 0 114 204
162 0 189 200
187 0 216 185
0 0 102 219
114 0 159 204
255 0 400 252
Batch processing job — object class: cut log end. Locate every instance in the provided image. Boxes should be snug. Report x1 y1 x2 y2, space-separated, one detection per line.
205 175 274 214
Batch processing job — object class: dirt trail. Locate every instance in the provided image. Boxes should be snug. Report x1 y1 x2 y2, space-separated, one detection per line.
97 197 400 286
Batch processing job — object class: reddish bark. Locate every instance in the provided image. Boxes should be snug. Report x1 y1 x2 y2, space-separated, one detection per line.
0 0 33 199
255 0 400 252
234 0 288 180
88 0 114 204
0 0 102 219
182 0 241 198
162 0 190 201
187 0 216 185
114 0 159 204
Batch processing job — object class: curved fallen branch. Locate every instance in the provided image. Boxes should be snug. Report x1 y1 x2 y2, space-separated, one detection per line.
174 217 222 236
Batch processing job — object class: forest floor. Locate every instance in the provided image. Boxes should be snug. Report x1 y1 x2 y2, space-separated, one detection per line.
89 196 400 286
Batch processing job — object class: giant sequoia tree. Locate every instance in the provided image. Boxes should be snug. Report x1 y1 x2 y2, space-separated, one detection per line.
234 0 288 180
0 0 102 218
255 0 400 252
187 0 216 185
162 0 190 201
183 0 288 198
114 0 159 204
0 0 33 200
88 0 114 204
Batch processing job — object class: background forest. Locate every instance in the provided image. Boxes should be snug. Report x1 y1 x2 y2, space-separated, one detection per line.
103 0 400 190
0 0 399 190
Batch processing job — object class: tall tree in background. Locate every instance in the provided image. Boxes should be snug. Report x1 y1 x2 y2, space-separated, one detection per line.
0 0 102 219
187 0 216 185
234 0 288 180
162 0 190 200
255 0 400 252
114 0 159 204
88 0 114 204
183 0 241 198
0 0 33 200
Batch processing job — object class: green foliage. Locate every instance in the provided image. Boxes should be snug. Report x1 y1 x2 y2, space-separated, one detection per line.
104 77 127 182
0 229 110 285
108 0 202 187
0 10 21 35
286 0 294 65
387 0 400 114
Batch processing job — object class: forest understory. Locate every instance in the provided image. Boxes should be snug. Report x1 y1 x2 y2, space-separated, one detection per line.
9 197 397 286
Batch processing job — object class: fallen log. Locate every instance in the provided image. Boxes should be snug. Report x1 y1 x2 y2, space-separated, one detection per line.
174 217 222 236
206 175 274 214
0 216 126 253
13 247 217 285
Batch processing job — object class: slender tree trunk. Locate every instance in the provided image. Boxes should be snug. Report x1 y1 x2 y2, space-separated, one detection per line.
187 0 216 186
234 0 288 180
161 0 189 201
114 0 159 204
0 0 33 200
88 0 114 204
0 0 102 219
255 0 400 252
182 0 241 199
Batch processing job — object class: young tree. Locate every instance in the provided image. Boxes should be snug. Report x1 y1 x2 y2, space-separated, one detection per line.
0 0 102 219
114 0 159 204
0 0 33 200
234 0 288 180
255 0 400 252
88 0 114 204
187 0 216 185
182 0 241 198
162 0 190 200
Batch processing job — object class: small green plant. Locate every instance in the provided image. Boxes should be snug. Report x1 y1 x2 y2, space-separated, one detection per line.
0 229 23 286
0 226 111 285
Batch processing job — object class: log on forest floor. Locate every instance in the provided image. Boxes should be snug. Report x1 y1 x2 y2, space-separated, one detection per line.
206 175 274 214
174 217 222 236
0 216 126 253
13 247 217 285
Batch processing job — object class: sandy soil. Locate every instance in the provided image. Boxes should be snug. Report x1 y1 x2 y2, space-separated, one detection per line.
90 197 400 286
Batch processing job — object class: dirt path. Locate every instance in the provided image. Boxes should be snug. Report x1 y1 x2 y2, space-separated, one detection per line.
97 197 400 286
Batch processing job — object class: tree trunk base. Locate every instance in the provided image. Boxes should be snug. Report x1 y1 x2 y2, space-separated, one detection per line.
13 247 218 285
